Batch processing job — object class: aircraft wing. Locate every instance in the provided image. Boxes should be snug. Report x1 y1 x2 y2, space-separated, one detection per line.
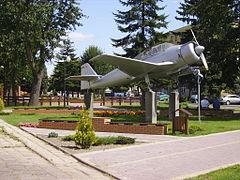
91 54 175 77
66 75 101 81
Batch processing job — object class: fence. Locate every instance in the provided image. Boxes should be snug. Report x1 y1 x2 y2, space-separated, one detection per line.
4 96 69 106
3 96 142 106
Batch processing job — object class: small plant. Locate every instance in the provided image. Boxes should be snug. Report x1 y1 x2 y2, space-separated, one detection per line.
94 136 135 146
0 97 4 112
115 136 135 144
94 136 117 146
62 134 75 141
189 124 205 134
48 132 58 138
74 109 96 149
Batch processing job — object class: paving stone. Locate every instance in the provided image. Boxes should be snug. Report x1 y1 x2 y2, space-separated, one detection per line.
0 119 112 180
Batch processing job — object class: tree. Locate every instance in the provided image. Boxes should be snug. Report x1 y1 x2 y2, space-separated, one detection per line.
176 0 240 96
112 0 169 110
81 46 114 75
0 1 84 106
112 0 168 57
49 39 81 94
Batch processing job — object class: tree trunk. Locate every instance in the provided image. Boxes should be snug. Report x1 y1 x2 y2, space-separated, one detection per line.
29 69 44 106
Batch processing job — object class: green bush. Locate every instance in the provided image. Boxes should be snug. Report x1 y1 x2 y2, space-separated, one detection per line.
48 132 58 138
0 97 4 112
94 136 117 146
94 136 135 146
62 134 75 141
0 112 10 115
115 136 135 144
189 124 204 134
74 109 96 149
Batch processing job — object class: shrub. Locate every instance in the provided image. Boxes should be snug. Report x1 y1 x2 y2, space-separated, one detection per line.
94 136 117 146
0 112 10 115
62 134 75 141
94 136 135 146
48 132 58 138
0 97 4 112
189 124 204 134
115 136 135 144
74 109 96 149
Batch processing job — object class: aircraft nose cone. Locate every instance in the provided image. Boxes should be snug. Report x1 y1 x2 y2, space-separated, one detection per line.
195 45 205 55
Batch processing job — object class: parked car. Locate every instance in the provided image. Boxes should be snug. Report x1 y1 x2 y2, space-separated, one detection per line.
220 94 240 105
157 93 169 101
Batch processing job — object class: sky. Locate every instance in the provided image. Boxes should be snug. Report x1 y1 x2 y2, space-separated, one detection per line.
46 0 187 76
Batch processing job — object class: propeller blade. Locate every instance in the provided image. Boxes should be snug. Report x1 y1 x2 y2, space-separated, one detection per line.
200 53 208 71
190 29 199 45
191 29 208 71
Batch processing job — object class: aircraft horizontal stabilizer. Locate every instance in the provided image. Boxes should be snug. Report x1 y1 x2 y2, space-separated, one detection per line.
91 54 175 77
66 75 101 81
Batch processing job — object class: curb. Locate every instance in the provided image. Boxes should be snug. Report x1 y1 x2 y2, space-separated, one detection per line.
20 127 121 180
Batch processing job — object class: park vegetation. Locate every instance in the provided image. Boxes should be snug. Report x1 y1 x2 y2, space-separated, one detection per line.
0 0 239 106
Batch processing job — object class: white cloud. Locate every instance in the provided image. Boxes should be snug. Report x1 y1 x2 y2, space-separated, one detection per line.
68 32 95 42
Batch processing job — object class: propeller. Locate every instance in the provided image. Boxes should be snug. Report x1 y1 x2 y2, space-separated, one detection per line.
190 29 209 71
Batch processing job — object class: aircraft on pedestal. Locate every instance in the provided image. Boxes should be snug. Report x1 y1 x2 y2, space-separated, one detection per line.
67 32 208 90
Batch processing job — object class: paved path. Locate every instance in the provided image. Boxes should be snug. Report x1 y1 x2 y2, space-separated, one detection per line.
0 119 112 180
75 130 240 180
22 127 240 180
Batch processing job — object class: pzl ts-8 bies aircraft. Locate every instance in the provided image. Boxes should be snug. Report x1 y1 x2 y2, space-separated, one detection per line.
67 33 208 90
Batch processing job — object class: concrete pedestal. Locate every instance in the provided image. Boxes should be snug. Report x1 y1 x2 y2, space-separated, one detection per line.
169 90 179 123
145 91 157 123
84 92 94 117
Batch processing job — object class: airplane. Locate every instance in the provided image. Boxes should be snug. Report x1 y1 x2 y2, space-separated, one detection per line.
67 31 208 91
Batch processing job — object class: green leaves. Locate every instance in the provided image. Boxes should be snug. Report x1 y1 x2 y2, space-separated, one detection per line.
177 0 239 95
112 0 168 58
74 109 96 149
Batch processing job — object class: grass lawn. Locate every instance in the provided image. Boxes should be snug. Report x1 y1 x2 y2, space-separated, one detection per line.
185 164 240 180
0 112 77 126
111 101 192 111
4 105 70 110
0 110 239 136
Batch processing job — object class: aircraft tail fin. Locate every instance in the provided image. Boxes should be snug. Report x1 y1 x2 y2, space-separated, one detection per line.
81 63 97 76
81 63 100 90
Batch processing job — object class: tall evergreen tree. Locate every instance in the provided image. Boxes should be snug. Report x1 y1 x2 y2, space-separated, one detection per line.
176 0 239 96
112 0 168 57
49 39 81 94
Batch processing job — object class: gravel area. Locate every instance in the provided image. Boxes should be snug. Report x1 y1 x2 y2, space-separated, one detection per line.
38 134 141 154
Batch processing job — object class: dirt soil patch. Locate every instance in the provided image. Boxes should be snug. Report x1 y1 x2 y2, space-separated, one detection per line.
38 134 141 154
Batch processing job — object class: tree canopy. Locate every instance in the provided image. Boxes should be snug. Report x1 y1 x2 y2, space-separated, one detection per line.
176 0 239 96
0 0 84 105
80 46 115 76
112 0 168 57
49 39 81 94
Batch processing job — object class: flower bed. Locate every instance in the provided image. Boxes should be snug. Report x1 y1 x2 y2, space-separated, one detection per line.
18 122 39 128
93 110 145 116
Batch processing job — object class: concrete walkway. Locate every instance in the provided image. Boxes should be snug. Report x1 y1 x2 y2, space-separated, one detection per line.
22 127 240 180
75 130 240 180
0 119 112 180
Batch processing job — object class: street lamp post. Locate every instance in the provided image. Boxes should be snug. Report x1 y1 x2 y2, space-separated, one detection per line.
63 56 71 107
193 68 203 123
